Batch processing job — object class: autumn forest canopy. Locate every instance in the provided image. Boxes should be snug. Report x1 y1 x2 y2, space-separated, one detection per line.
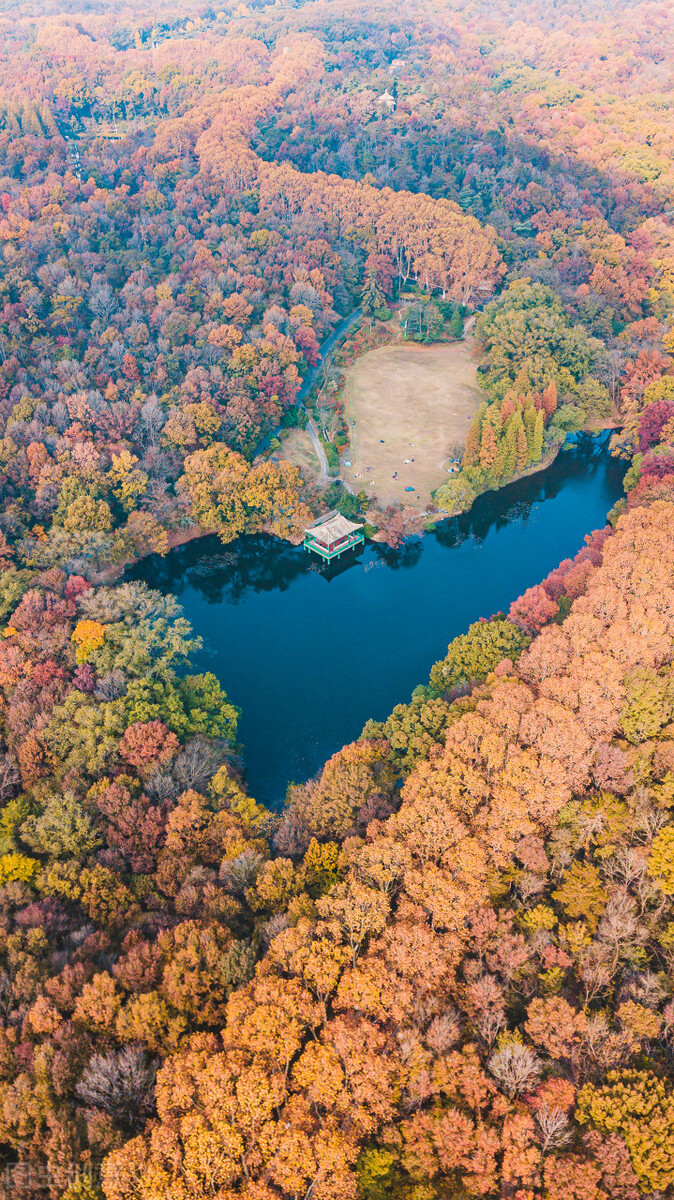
0 0 673 1198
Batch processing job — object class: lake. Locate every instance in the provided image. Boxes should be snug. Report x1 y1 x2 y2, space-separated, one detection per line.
129 435 625 807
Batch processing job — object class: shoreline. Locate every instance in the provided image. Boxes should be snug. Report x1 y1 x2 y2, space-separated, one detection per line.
428 421 619 520
96 309 621 583
428 435 582 522
366 425 616 541
103 426 619 584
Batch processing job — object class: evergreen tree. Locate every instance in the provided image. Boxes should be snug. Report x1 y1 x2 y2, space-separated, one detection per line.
404 300 425 339
463 418 481 467
542 380 558 418
493 438 507 481
532 409 545 461
524 401 537 463
483 402 502 433
361 269 389 320
422 302 444 342
449 308 464 339
500 392 517 425
40 101 59 137
503 420 518 478
513 412 528 470
463 403 486 467
479 424 499 473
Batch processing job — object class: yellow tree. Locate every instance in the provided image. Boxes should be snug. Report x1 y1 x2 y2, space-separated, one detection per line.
177 445 249 541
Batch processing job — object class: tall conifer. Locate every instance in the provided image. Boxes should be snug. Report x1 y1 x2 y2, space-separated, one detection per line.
532 409 544 461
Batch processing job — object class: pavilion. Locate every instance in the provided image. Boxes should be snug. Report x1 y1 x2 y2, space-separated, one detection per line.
303 511 365 562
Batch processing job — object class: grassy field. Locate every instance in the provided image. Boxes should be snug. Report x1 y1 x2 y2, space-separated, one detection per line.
274 428 321 477
342 339 482 507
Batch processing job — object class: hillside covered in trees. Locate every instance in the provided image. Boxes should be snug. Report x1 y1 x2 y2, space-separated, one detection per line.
0 1 672 1199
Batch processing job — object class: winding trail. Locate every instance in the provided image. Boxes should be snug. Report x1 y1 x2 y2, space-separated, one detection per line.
296 306 363 405
306 415 330 483
296 306 363 485
462 313 477 338
258 307 362 465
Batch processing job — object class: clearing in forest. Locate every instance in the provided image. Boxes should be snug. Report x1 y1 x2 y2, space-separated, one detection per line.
274 428 321 477
342 339 483 508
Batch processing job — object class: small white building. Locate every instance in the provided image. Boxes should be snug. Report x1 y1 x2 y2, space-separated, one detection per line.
377 89 396 112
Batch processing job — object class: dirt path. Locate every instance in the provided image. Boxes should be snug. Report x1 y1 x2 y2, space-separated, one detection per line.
306 415 330 483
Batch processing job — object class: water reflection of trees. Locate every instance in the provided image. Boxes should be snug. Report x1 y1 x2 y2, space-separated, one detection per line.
129 532 369 604
370 540 424 571
189 538 312 603
435 433 616 549
188 537 309 604
129 435 622 602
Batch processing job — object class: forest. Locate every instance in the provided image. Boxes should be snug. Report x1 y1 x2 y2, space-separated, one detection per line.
0 0 672 1198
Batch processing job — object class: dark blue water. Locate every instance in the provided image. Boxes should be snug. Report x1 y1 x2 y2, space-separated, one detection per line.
130 435 624 806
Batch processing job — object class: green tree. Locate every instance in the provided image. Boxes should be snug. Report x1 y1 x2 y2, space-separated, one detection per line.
77 584 200 679
20 792 102 860
429 617 529 693
647 825 674 894
513 411 528 470
503 419 518 477
422 302 444 341
123 674 238 743
449 308 464 338
532 408 544 461
476 279 603 398
361 269 390 320
0 567 35 621
552 860 608 931
463 416 482 467
524 401 537 462
43 693 127 778
0 797 31 855
362 689 455 776
434 473 478 513
179 674 239 743
59 1178 104 1200
357 1147 397 1200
